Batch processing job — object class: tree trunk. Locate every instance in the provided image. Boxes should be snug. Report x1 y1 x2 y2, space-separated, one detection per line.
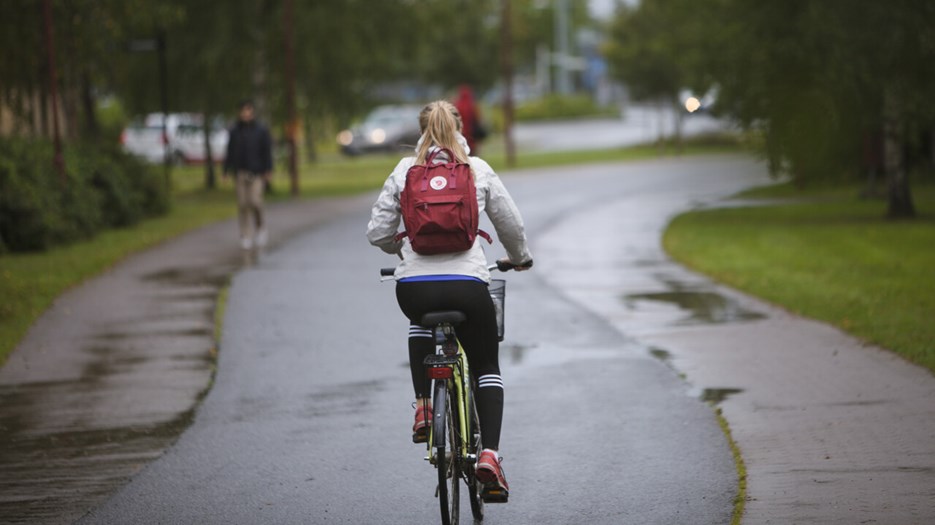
202 112 216 189
882 89 915 218
80 71 98 140
672 97 684 156
303 116 318 163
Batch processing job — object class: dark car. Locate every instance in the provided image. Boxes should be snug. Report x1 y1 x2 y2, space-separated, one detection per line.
337 105 422 156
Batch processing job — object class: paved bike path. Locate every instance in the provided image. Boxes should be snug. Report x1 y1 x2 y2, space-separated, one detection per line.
76 159 742 524
3 155 932 523
0 194 373 524
535 159 935 523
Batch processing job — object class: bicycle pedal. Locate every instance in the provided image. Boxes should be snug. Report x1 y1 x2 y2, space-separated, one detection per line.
481 485 509 503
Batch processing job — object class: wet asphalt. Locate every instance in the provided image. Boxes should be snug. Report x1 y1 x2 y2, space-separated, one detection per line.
5 152 934 524
72 156 760 524
0 194 373 524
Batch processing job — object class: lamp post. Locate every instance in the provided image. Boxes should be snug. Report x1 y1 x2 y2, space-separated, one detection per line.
554 0 572 95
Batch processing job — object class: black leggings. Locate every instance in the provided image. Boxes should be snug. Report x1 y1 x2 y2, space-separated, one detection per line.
396 279 504 449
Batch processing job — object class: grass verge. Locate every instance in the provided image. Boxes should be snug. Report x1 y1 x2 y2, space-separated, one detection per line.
0 191 234 364
212 283 231 359
663 182 935 373
716 406 747 525
0 135 741 365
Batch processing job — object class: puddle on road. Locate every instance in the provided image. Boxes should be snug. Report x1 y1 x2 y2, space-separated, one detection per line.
700 387 744 405
647 347 743 405
303 380 386 418
623 289 765 326
505 342 536 364
0 380 199 523
141 266 232 288
0 264 236 523
649 347 672 363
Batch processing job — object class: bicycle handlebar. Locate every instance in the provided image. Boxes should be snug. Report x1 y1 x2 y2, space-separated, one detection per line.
492 259 534 272
379 259 532 278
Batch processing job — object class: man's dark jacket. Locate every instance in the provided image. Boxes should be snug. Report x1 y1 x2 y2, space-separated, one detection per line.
224 120 273 175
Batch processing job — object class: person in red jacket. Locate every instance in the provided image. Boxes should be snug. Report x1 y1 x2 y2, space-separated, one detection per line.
453 85 484 156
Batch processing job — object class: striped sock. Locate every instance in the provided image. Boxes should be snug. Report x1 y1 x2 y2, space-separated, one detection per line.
477 374 504 390
409 325 434 339
476 374 504 449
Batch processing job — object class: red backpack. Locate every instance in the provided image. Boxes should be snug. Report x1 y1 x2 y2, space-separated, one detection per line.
396 148 491 255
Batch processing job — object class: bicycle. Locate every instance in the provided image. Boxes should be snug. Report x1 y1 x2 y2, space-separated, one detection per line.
380 261 526 525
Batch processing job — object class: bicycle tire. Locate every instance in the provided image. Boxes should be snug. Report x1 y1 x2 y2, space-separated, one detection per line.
433 379 459 524
465 384 484 521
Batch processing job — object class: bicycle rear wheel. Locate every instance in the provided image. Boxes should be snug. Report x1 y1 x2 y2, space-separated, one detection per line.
433 379 459 524
465 384 484 521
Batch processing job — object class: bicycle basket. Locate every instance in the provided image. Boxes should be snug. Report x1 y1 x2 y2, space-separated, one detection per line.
489 279 506 342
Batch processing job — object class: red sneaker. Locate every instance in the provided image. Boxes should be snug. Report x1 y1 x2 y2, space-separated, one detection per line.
475 449 509 503
412 402 432 443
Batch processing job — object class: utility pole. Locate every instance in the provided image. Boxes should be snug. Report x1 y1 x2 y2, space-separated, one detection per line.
554 0 571 95
500 0 516 167
283 0 299 196
41 0 65 184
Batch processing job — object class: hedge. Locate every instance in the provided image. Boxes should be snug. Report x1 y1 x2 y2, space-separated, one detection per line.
0 139 168 253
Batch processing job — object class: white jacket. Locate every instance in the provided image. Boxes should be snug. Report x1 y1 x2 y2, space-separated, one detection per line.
367 138 532 282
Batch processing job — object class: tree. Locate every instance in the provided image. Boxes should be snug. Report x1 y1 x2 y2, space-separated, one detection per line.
606 0 935 218
705 0 935 217
604 0 710 148
0 0 178 141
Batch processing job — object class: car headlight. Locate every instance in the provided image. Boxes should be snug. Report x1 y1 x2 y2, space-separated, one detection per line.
337 130 354 146
684 96 702 113
370 128 386 144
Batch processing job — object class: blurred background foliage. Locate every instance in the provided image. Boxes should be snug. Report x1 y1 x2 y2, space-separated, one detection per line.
2 0 935 253
605 0 935 217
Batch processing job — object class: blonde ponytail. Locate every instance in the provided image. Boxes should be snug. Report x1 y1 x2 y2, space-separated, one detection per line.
415 100 469 164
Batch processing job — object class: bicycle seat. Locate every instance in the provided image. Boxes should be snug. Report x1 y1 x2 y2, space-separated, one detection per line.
421 311 466 327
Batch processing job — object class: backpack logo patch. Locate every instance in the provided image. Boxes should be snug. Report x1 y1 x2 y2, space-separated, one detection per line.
429 176 448 191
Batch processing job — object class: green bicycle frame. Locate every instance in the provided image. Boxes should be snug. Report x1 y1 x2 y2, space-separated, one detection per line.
427 341 472 463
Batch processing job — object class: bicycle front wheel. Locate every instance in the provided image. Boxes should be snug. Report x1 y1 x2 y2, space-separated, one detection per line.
433 379 460 524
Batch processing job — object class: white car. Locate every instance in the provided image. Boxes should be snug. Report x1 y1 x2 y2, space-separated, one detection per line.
121 113 228 164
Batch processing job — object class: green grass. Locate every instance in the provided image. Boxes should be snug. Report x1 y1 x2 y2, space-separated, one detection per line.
0 135 741 365
664 182 935 372
0 191 235 362
212 283 230 358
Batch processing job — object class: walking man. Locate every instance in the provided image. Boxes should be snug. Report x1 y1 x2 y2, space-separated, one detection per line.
224 100 273 250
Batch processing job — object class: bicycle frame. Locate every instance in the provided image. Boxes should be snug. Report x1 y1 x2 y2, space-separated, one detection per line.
379 261 527 523
424 327 473 466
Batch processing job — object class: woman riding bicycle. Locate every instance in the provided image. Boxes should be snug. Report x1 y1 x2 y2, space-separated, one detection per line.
367 100 532 500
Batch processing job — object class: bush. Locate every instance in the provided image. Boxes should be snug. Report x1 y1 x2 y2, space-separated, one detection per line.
515 94 618 121
0 138 168 253
69 144 168 227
